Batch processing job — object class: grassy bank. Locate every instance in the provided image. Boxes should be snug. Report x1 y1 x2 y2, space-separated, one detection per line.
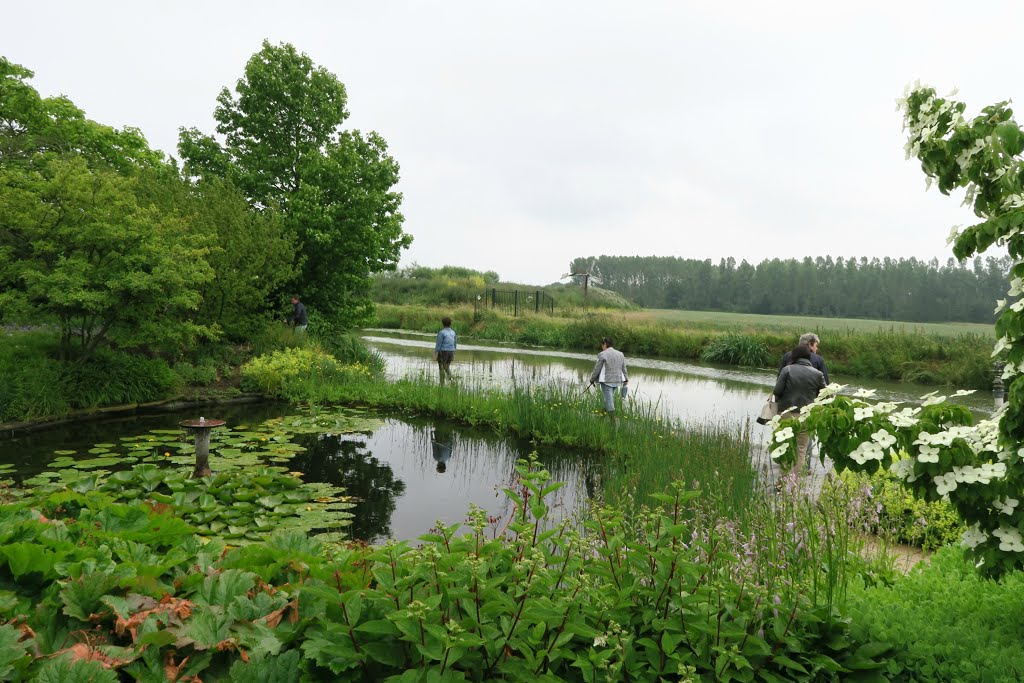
248 351 757 511
373 303 994 388
0 325 384 425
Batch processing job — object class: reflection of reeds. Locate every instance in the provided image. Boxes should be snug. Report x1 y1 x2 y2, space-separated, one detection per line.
279 372 758 515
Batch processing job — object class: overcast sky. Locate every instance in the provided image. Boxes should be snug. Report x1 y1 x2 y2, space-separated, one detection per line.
3 1 1021 284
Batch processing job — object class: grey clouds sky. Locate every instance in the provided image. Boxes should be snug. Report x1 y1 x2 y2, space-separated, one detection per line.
3 1 1021 284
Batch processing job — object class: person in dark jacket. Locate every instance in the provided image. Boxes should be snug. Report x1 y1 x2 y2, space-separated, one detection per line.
290 295 308 333
774 344 826 471
779 332 828 384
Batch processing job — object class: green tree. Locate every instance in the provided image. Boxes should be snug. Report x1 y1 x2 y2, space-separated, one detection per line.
0 157 214 357
178 41 411 324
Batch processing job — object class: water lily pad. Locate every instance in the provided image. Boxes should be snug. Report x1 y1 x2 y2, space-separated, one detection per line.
53 450 76 455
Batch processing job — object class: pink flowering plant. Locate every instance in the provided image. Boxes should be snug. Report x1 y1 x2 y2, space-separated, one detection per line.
773 84 1024 577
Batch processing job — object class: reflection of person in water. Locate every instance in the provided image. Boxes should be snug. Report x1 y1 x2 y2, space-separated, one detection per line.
431 428 454 473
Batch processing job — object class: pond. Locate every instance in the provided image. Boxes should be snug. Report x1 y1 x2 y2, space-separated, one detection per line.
362 329 996 426
0 404 591 545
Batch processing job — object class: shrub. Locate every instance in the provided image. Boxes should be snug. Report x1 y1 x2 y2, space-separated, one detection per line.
840 468 965 550
172 358 220 386
848 546 1024 682
700 332 772 367
240 347 373 396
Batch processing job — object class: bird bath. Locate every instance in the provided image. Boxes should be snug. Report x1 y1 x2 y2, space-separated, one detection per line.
179 417 225 478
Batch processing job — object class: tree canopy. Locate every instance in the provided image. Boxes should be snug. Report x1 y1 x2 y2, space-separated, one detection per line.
179 41 411 325
569 254 1010 323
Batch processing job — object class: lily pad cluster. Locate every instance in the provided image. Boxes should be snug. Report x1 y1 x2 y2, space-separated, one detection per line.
14 409 387 545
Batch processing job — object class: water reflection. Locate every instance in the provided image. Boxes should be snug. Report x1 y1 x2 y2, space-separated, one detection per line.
287 418 589 544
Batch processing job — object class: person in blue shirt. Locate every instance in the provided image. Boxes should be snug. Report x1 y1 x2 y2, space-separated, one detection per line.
434 316 457 384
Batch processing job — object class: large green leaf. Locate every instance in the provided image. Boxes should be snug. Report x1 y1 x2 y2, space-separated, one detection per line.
33 654 119 683
228 650 303 683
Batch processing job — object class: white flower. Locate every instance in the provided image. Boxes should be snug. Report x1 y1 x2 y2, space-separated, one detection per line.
953 389 976 397
852 388 877 399
1009 278 1024 297
889 410 919 428
994 497 1020 515
995 299 1008 314
946 225 961 245
917 444 940 463
890 458 915 481
992 335 1012 358
922 394 948 407
871 429 897 449
919 391 939 400
849 441 885 465
1003 363 1018 380
1013 300 1024 313
594 635 607 647
993 526 1024 553
854 406 875 422
820 383 845 398
961 523 989 549
934 473 958 496
930 430 957 447
774 427 794 443
770 444 789 460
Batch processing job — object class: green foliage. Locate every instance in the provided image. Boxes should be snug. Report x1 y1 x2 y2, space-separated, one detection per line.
370 264 636 311
179 40 412 325
0 157 216 357
240 346 375 395
184 179 298 340
848 547 1024 682
567 253 1011 324
0 333 182 422
840 468 966 551
700 332 772 366
0 461 897 681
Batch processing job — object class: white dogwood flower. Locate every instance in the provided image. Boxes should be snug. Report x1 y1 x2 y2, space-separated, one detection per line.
774 427 794 443
770 444 789 460
993 527 1024 553
996 299 1009 314
961 523 989 549
917 444 941 463
993 497 1020 515
871 429 897 449
934 473 958 496
922 394 948 407
953 389 976 397
853 388 877 399
890 458 915 481
854 406 875 422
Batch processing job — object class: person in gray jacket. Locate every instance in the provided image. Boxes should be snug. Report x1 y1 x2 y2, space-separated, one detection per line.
773 344 826 471
589 337 628 414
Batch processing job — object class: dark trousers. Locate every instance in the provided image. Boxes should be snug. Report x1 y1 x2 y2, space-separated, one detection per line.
437 351 455 383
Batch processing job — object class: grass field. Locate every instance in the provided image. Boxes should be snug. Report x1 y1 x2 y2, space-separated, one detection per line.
632 309 994 338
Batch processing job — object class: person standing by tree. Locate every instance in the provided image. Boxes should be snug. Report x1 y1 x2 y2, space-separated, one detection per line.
291 295 307 333
779 332 829 384
590 337 629 415
434 316 456 384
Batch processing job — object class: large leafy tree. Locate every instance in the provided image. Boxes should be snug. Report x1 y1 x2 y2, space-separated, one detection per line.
1 58 214 356
179 41 411 325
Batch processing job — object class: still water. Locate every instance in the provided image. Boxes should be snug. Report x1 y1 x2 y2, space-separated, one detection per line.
0 404 591 545
362 330 995 427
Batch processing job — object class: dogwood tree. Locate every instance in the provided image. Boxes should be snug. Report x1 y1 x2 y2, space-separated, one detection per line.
772 84 1024 576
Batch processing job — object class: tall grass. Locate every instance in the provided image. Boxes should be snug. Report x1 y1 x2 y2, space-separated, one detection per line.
372 303 994 388
258 365 758 513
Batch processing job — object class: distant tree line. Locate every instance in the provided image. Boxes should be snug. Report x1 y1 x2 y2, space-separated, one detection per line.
568 255 1012 322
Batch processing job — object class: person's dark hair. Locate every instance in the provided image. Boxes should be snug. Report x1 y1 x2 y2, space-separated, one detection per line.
602 337 614 348
790 344 812 362
291 295 300 301
442 316 452 327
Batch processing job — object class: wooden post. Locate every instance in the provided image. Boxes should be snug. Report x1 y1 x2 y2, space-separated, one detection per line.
514 290 519 317
535 290 540 313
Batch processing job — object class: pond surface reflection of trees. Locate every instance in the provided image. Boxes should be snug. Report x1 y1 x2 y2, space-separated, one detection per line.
288 418 592 544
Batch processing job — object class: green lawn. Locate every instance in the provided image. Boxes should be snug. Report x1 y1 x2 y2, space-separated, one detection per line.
633 309 994 338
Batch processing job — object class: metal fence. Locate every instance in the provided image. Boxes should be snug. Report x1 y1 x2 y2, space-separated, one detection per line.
475 288 555 317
